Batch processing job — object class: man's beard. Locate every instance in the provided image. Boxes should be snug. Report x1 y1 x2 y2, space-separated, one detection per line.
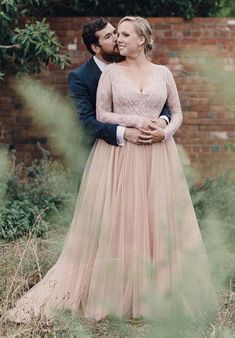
101 47 125 63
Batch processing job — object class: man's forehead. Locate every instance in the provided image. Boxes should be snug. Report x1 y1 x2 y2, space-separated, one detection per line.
96 23 116 39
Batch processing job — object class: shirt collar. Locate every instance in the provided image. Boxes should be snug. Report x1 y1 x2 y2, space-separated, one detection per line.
93 56 108 72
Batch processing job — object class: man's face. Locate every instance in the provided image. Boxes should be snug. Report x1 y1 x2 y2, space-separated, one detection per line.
94 23 120 62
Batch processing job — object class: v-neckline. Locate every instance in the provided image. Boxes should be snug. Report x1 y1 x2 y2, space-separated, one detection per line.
114 63 157 94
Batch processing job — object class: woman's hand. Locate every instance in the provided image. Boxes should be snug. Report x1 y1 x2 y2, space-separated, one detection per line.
154 118 167 129
138 126 166 144
141 118 158 130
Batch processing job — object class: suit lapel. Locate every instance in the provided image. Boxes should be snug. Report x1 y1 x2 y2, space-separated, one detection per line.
87 57 102 82
85 57 102 105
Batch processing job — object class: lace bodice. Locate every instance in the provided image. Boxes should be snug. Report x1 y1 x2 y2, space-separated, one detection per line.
96 63 183 140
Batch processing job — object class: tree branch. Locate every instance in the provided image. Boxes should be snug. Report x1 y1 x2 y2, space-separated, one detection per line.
0 44 21 49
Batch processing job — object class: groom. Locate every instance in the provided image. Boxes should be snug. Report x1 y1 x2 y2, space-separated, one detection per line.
68 17 170 154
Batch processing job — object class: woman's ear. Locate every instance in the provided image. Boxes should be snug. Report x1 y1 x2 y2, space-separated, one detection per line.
138 36 146 48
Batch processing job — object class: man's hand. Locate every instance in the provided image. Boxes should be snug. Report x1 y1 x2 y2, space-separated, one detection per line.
136 118 167 144
125 126 165 145
138 127 165 144
124 117 167 144
124 128 142 144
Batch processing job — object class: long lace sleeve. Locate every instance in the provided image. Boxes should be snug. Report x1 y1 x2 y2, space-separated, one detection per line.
162 66 183 140
96 65 146 128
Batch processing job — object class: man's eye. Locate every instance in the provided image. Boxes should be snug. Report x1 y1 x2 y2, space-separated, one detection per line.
105 34 111 39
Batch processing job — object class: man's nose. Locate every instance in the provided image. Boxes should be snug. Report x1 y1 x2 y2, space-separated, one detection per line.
113 33 117 41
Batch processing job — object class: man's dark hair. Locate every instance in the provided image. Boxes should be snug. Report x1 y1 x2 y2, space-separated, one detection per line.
82 17 108 55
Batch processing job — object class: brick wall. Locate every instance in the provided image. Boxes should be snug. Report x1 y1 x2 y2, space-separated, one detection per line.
0 17 235 179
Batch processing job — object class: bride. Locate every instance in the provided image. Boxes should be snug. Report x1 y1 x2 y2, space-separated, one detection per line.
7 16 217 323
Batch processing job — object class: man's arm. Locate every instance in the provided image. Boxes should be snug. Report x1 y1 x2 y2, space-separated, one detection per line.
68 71 118 146
158 103 171 124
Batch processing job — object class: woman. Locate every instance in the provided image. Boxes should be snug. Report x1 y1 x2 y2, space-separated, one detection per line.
7 16 217 323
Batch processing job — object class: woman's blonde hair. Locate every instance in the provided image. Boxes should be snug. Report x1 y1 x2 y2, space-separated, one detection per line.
118 16 153 54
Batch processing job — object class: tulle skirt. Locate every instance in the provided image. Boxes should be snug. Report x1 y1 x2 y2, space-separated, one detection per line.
7 138 217 322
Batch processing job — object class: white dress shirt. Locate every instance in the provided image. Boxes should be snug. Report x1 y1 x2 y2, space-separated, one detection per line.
93 56 169 146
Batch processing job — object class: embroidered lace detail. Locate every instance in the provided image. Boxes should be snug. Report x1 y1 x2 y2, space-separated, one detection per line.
96 63 183 139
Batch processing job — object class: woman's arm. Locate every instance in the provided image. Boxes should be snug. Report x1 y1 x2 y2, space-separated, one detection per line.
162 66 183 141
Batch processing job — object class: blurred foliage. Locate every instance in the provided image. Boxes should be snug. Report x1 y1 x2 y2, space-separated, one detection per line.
23 0 223 19
219 0 235 16
0 144 76 241
191 171 235 252
189 170 235 296
14 77 82 170
0 0 70 80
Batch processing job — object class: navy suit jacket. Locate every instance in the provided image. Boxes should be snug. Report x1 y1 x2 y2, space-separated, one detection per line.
68 57 171 148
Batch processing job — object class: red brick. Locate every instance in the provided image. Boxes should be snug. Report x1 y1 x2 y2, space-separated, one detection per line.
0 17 235 180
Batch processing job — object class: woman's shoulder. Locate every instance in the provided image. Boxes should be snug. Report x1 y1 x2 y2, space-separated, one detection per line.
152 63 171 73
152 64 174 81
101 63 119 78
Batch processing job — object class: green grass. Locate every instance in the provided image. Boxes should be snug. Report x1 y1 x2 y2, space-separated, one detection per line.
0 171 235 337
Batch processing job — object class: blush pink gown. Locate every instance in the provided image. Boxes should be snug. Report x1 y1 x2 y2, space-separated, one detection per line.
7 64 217 322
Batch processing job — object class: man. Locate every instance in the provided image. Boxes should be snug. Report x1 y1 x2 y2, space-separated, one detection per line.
68 18 171 165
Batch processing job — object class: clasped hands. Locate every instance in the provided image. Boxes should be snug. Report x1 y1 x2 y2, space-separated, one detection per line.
124 118 166 145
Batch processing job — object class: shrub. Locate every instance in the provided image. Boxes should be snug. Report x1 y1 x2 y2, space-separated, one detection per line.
0 144 76 241
0 1 70 80
191 171 235 246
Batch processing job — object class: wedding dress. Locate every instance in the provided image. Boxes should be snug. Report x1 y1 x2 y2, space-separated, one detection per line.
7 63 217 322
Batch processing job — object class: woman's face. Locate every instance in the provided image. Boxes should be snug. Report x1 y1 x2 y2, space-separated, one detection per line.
117 21 143 57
